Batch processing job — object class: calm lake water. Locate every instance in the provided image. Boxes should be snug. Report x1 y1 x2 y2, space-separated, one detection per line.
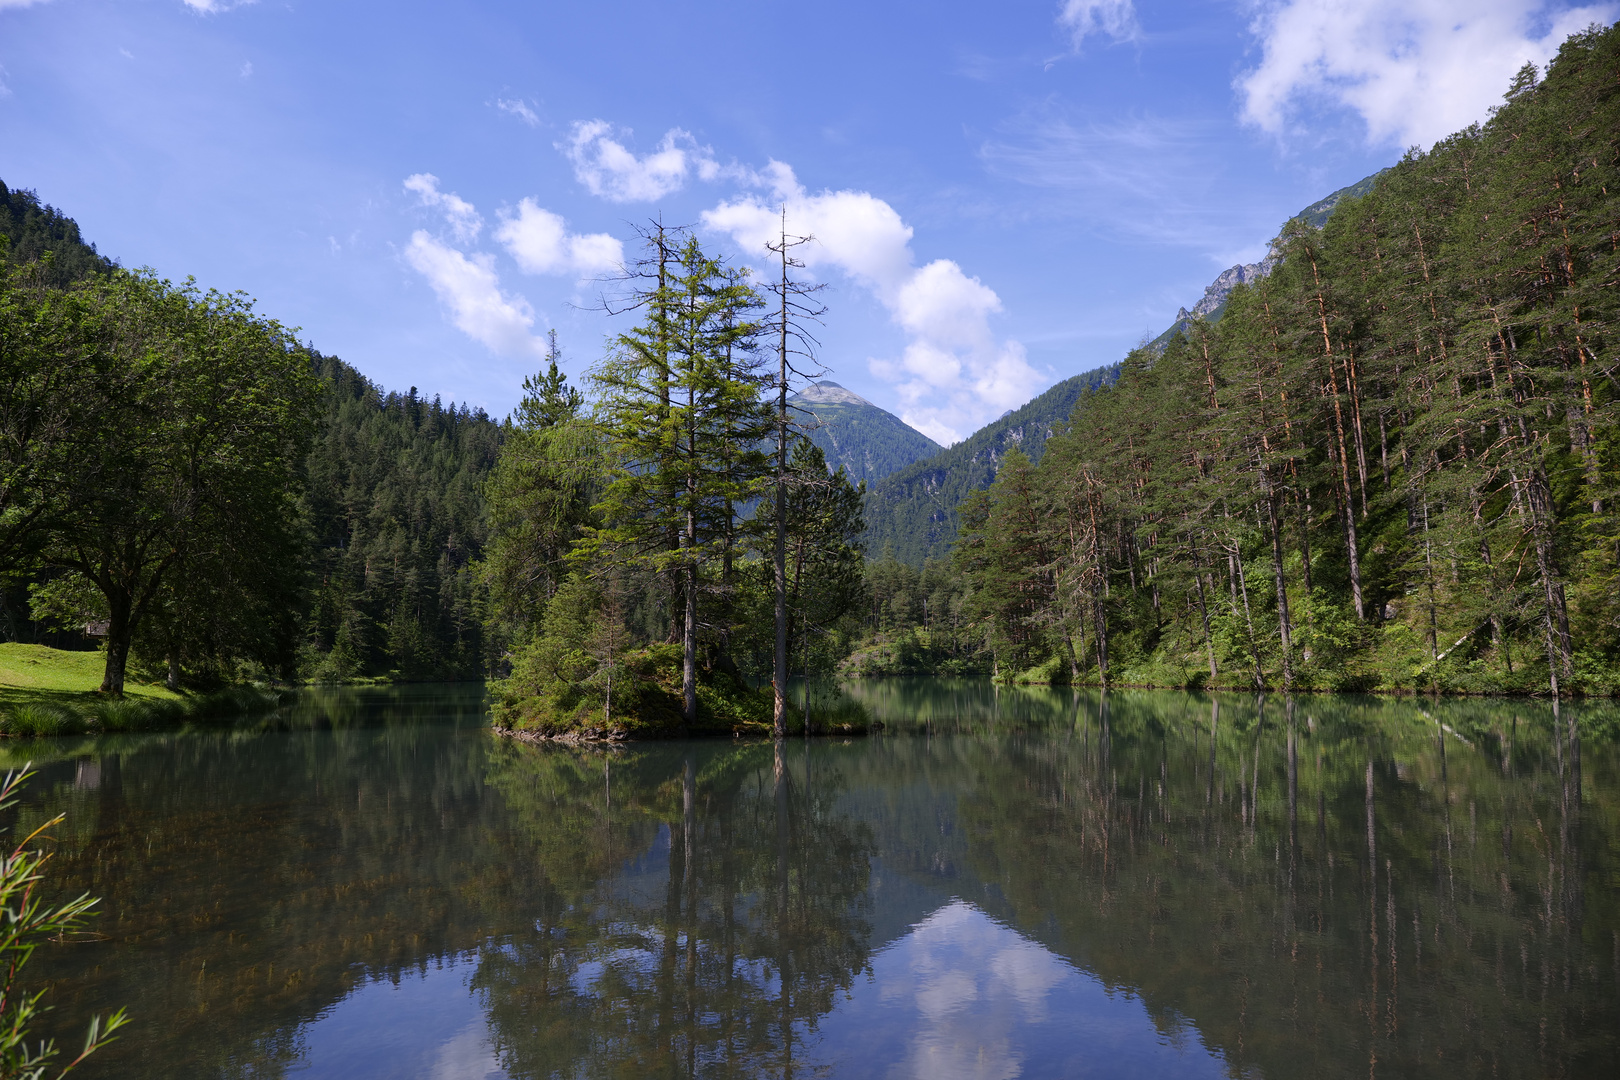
10 682 1620 1079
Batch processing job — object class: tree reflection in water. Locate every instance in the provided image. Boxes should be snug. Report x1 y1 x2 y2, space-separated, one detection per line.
839 682 1620 1079
10 684 1619 1080
475 737 875 1079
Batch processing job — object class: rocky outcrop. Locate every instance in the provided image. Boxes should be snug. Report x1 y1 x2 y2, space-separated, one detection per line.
1150 170 1385 353
1154 255 1278 351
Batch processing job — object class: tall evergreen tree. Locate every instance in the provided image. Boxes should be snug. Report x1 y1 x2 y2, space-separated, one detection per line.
587 235 772 724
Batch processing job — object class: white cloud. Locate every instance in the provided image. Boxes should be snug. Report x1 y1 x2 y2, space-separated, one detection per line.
496 98 540 127
561 120 708 203
0 0 53 9
404 231 544 361
1058 0 1140 48
181 0 253 11
495 198 623 279
1238 0 1619 149
404 173 483 242
703 163 1045 445
239 60 252 77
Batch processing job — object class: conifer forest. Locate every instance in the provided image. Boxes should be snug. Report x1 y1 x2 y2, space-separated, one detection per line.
948 31 1620 698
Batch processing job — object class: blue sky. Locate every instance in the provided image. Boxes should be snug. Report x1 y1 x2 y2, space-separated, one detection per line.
2 0 1613 443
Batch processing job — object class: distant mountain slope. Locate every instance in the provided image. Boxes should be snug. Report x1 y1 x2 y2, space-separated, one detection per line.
791 381 942 486
0 179 115 286
1147 171 1386 352
862 365 1116 566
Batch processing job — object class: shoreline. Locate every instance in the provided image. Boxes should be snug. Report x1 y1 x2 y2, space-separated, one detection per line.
838 671 1608 699
490 720 880 746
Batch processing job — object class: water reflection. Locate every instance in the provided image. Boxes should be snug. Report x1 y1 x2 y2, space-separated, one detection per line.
806 900 1227 1080
473 738 875 1078
12 684 1620 1079
297 955 502 1080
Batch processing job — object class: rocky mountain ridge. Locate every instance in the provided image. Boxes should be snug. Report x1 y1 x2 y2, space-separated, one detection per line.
1150 170 1383 351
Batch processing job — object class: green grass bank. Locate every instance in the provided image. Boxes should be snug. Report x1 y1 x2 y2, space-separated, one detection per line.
0 643 289 736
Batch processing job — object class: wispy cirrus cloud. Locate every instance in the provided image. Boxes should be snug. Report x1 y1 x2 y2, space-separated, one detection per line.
1057 0 1141 48
1238 0 1619 148
495 97 540 127
978 105 1266 260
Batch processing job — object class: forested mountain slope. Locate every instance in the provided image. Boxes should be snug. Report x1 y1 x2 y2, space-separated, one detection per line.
954 27 1620 696
0 177 506 681
862 366 1116 566
301 357 505 680
0 181 114 286
865 174 1392 569
791 381 941 485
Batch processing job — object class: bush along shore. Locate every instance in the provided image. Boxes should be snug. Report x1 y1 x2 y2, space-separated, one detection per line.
490 644 876 743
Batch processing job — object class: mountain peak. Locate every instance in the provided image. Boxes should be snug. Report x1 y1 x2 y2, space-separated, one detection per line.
794 380 872 407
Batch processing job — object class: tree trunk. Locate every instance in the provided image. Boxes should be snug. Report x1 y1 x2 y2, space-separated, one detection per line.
1092 593 1109 684
100 590 133 697
1524 463 1574 688
1192 552 1217 679
772 241 791 737
1265 491 1294 688
682 561 697 727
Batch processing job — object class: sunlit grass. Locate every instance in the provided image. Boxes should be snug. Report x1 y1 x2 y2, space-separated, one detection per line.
0 642 182 699
0 643 286 740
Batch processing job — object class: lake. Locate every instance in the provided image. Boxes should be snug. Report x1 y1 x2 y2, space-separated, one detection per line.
11 682 1619 1079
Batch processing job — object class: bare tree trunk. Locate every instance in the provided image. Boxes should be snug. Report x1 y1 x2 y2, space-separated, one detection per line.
1193 549 1217 679
683 540 697 728
773 252 790 738
1232 542 1264 689
1525 464 1574 689
1265 491 1294 688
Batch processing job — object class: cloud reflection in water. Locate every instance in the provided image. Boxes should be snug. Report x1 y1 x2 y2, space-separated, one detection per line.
808 900 1229 1080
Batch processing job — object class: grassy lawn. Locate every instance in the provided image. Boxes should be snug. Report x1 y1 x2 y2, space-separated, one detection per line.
0 642 182 709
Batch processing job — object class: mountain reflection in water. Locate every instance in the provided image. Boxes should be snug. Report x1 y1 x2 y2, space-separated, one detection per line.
10 683 1619 1079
